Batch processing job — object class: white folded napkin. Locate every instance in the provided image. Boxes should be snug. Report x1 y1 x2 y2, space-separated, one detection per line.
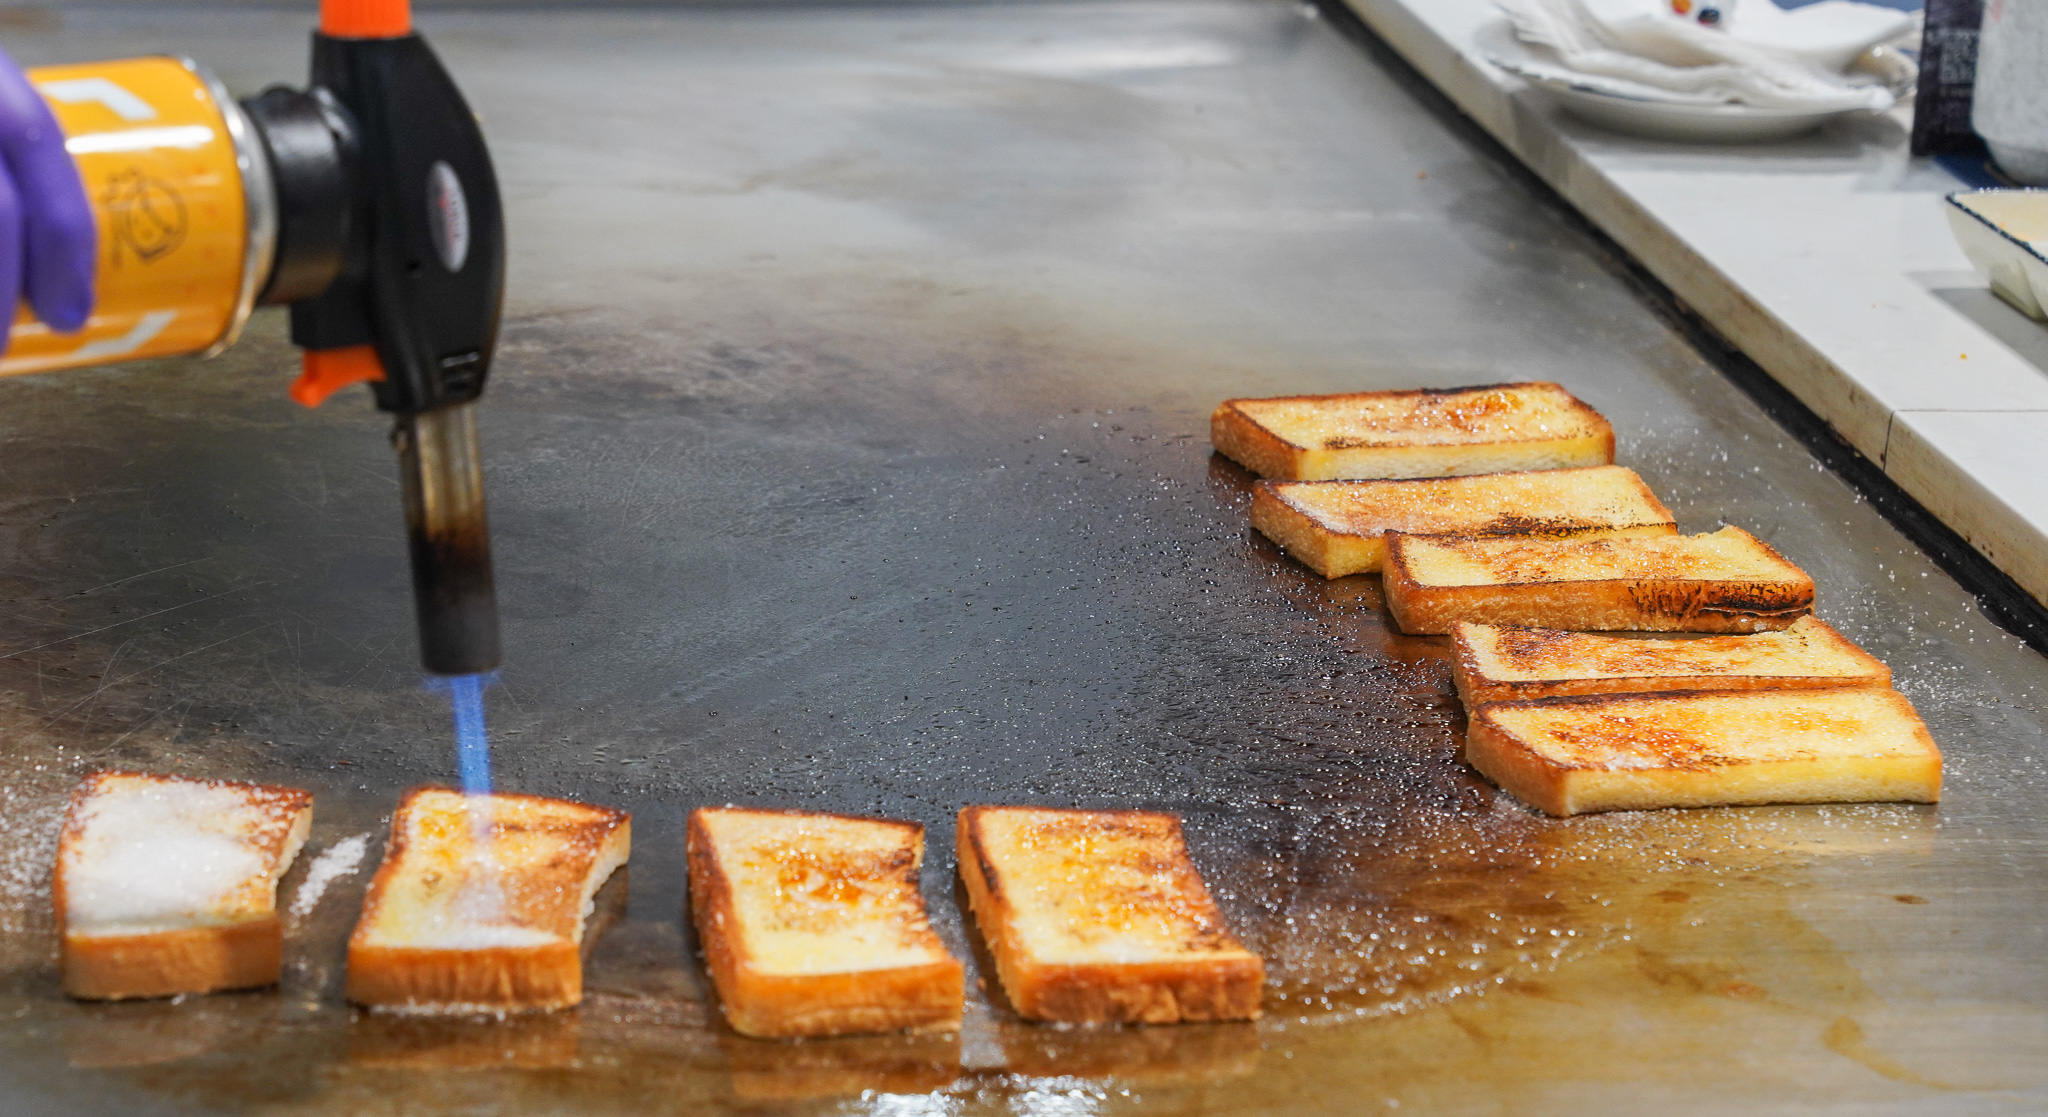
1491 0 1917 112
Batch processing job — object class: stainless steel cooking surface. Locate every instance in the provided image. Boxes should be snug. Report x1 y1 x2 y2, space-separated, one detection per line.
0 1 2044 1113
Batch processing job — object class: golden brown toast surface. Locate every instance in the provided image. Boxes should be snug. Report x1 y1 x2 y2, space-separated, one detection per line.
1253 466 1676 577
1466 688 1942 816
688 808 962 1038
1212 382 1613 480
353 789 628 949
1383 525 1815 634
1453 617 1891 705
957 806 1262 1024
55 771 312 1000
693 808 953 976
347 788 629 1012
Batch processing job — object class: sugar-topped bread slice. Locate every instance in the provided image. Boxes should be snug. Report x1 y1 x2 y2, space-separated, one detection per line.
1466 688 1942 816
1212 382 1613 481
956 806 1262 1024
1251 466 1676 577
56 771 312 1000
688 807 962 1039
346 788 629 1014
1453 617 1890 707
1383 525 1813 635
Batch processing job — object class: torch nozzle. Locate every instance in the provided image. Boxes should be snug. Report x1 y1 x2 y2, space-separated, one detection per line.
394 402 502 676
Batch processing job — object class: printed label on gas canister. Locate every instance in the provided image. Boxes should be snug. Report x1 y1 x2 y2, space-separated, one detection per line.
3 57 249 377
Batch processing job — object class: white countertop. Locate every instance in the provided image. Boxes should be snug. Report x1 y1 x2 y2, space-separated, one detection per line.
1340 0 2048 609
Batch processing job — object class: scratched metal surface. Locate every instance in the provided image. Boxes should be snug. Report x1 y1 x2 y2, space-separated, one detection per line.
0 1 2041 1113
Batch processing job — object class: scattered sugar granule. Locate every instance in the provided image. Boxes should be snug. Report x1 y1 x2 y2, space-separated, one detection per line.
64 781 270 935
288 833 370 918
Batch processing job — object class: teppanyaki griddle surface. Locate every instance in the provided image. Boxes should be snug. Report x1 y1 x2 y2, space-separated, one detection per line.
0 2 2042 1113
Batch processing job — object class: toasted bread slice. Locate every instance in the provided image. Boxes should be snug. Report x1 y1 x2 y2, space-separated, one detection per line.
1252 466 1676 577
1382 525 1813 635
1212 382 1613 481
1466 688 1941 816
956 806 1262 1024
1452 617 1890 706
687 807 963 1039
346 788 630 1014
55 771 312 1001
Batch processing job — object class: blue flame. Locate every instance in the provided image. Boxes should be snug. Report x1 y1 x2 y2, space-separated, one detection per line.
427 671 497 795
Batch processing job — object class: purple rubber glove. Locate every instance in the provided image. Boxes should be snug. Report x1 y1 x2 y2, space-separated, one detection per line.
0 46 94 352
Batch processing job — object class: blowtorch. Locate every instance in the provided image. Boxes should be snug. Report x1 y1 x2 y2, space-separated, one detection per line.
5 0 503 677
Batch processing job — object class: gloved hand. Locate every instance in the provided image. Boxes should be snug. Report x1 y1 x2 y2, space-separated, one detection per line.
0 46 94 351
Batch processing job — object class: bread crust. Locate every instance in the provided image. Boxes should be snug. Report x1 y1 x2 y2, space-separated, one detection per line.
956 806 1262 1025
346 940 584 1011
1465 689 1943 816
1383 530 1814 635
688 807 963 1039
56 771 312 1001
345 787 630 1014
1212 382 1614 481
1211 401 1305 481
1451 619 1890 705
1248 482 1347 576
62 919 286 1001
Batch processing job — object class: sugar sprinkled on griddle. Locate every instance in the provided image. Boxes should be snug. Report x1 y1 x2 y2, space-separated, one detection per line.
288 833 370 919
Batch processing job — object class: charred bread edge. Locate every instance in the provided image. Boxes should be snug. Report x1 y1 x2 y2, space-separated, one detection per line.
1465 689 1943 817
955 806 1263 1024
345 786 629 1013
687 807 960 1039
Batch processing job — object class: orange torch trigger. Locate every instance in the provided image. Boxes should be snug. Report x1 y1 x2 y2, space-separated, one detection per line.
320 0 411 38
292 345 387 408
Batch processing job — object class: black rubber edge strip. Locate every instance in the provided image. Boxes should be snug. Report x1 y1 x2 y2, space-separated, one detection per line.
1314 0 2048 658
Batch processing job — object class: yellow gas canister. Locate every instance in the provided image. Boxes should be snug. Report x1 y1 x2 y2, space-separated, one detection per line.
4 56 271 376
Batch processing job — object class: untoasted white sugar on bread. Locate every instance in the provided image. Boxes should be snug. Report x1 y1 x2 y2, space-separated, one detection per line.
1251 466 1676 577
1464 687 1942 817
957 806 1262 1025
1212 382 1614 481
346 788 630 1014
1382 525 1814 635
56 770 312 1000
688 807 963 1039
1452 617 1890 706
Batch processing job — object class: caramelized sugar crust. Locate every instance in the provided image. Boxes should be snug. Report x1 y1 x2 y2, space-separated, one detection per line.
1223 382 1605 450
1397 526 1807 587
693 808 950 975
354 788 629 948
1264 466 1672 539
1475 688 1938 773
1462 617 1888 684
966 807 1251 964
